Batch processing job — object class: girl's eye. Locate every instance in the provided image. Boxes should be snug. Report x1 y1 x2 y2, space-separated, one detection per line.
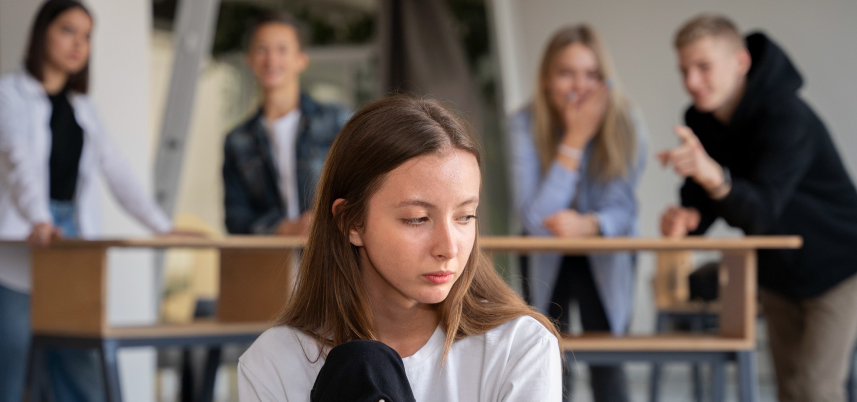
456 215 477 224
403 217 428 227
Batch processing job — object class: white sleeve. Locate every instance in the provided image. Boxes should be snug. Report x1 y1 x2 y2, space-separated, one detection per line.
499 331 563 402
86 104 172 234
0 82 52 225
238 362 288 402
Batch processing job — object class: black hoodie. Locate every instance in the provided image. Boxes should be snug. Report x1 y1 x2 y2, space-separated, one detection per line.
681 32 857 298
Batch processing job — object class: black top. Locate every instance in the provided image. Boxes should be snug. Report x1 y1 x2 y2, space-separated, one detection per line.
48 89 84 201
681 32 857 298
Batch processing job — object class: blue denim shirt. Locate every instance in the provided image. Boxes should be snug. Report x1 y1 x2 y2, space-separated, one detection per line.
223 93 350 234
507 106 647 334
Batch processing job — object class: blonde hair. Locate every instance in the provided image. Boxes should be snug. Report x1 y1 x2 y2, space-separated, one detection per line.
674 14 743 50
532 24 636 181
277 95 559 362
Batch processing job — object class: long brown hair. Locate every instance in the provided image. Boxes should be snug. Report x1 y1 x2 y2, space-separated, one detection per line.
533 24 636 181
278 95 559 360
25 0 91 93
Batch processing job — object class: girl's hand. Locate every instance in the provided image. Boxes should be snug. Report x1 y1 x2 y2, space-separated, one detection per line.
659 205 701 238
543 210 600 238
561 84 609 149
28 222 62 248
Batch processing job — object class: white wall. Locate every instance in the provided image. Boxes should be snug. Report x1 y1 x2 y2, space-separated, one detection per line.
0 0 40 75
493 0 857 331
0 0 158 400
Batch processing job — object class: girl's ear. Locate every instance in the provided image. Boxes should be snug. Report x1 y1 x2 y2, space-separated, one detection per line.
332 198 364 246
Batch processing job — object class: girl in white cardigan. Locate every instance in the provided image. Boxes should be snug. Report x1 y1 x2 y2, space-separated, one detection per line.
0 1 173 400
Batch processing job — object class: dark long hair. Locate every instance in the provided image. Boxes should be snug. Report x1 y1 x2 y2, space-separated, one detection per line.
277 95 560 362
25 0 91 93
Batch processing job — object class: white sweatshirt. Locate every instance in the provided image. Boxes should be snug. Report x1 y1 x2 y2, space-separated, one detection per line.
238 315 562 402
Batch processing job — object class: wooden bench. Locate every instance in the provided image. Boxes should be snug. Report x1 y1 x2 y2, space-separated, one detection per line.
4 235 801 402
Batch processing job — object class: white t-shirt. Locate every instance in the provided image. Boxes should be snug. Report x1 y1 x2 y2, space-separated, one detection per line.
267 110 302 220
238 315 562 402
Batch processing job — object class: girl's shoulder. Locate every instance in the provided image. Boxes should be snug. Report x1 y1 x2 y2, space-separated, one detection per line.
240 325 326 373
0 71 35 104
480 315 557 350
239 326 326 400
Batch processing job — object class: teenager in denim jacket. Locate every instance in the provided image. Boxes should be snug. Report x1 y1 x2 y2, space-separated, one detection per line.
223 12 349 235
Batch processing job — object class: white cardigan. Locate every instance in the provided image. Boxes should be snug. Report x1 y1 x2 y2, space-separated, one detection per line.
0 71 171 292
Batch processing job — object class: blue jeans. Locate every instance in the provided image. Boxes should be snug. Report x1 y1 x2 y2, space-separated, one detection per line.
0 284 30 402
0 201 105 402
50 199 79 237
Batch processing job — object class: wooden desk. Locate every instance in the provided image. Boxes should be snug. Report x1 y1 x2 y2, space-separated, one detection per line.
4 235 800 402
2 235 801 345
479 236 802 402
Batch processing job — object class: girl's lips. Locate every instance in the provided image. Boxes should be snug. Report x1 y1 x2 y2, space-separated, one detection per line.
423 272 454 284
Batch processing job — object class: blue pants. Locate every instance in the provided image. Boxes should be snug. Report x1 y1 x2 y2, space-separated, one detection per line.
0 284 30 402
0 200 105 402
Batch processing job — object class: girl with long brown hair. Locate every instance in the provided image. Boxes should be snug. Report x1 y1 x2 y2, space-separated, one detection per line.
508 24 648 401
238 95 561 401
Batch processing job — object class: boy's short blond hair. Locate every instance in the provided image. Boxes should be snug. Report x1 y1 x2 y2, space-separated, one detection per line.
675 14 744 50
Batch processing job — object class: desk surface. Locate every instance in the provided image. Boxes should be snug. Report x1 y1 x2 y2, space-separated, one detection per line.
560 333 753 351
0 235 802 251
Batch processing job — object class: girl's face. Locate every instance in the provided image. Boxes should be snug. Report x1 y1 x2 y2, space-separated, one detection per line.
246 23 308 91
45 8 92 75
348 149 480 308
546 42 603 113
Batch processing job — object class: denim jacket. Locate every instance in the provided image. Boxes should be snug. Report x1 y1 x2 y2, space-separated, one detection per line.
507 105 648 334
223 93 349 234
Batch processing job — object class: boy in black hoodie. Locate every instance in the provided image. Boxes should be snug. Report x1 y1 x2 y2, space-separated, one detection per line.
659 14 857 401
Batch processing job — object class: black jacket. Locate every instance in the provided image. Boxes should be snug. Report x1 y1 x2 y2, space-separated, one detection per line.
681 32 857 298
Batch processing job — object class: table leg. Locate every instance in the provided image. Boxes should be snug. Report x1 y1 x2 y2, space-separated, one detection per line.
100 339 122 402
711 359 726 402
691 315 704 402
719 251 757 342
737 350 758 402
648 313 668 402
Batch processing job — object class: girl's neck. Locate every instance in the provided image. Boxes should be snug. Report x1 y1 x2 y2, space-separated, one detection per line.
372 297 439 358
362 260 440 358
41 63 68 95
262 83 300 121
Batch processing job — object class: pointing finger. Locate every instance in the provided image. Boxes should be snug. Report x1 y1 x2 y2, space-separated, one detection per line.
674 125 699 145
